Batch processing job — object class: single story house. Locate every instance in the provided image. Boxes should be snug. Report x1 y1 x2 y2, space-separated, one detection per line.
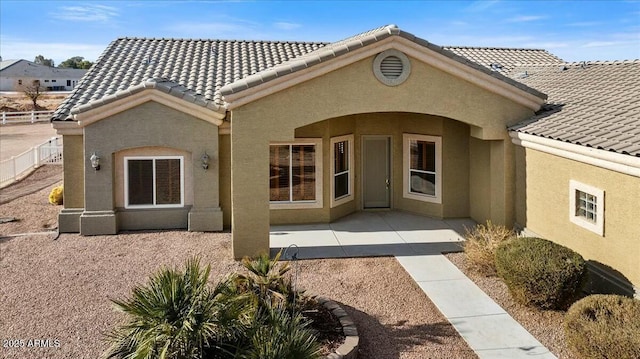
0 59 86 92
50 25 639 296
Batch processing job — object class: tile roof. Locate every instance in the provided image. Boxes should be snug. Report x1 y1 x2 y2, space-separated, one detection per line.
54 25 552 121
221 24 546 99
443 46 564 74
52 38 326 120
509 60 640 157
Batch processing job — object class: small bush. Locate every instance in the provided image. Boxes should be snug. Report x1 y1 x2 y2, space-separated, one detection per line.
495 237 586 309
565 294 640 359
463 221 515 276
48 185 63 205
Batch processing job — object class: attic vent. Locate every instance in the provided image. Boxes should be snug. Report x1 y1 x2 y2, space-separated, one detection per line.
373 49 411 86
380 56 403 78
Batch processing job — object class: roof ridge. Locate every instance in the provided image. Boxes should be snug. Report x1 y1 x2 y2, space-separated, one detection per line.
114 36 329 45
563 59 640 65
443 45 552 52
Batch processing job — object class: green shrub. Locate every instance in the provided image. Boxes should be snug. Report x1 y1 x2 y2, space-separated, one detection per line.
495 237 586 309
463 221 515 276
237 305 321 359
48 185 63 205
565 294 640 359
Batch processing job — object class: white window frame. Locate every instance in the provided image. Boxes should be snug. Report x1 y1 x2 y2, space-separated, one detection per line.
569 180 604 236
124 156 185 209
403 134 442 204
269 138 323 210
330 134 354 208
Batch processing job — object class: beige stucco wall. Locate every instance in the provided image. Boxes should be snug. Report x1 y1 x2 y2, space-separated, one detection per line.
58 135 85 232
80 100 222 234
516 147 640 289
62 135 84 208
230 51 535 257
219 134 232 228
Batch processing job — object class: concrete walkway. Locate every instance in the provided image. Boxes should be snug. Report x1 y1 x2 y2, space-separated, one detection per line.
270 211 557 359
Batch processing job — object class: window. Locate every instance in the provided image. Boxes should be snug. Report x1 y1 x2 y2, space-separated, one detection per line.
18 79 22 85
51 79 56 83
330 135 354 207
270 139 322 209
44 79 49 82
124 156 184 208
403 134 442 203
569 180 604 235
67 80 71 86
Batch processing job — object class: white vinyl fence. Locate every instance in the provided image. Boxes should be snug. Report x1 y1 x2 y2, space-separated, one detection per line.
0 137 63 187
1 110 54 125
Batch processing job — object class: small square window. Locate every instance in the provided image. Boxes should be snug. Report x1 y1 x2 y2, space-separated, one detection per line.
569 180 604 236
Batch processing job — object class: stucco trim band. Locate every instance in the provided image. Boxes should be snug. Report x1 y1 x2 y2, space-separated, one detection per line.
510 132 640 178
222 37 545 112
70 89 225 128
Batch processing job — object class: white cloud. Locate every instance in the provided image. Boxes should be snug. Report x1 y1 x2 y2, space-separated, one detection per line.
50 4 119 22
465 0 501 12
505 15 547 23
566 21 602 27
273 22 301 30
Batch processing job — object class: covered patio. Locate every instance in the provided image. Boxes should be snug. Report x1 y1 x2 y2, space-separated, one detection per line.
270 211 475 258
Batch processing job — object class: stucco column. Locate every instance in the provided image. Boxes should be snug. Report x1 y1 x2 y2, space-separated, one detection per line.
58 134 85 232
188 125 223 231
80 127 117 235
489 138 515 226
230 111 271 258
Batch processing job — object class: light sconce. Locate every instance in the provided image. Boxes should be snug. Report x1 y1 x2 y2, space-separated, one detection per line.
201 152 210 170
90 152 100 171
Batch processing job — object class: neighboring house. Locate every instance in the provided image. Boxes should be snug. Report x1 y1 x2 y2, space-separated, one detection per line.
0 59 86 91
50 25 639 296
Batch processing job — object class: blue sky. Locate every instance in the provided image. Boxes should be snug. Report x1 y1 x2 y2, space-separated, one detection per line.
1 1 638 64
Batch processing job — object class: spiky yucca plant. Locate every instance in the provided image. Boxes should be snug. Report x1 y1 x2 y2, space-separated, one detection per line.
103 258 250 359
240 305 321 359
236 251 298 309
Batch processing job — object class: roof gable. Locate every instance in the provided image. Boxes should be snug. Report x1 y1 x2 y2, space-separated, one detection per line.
220 24 547 108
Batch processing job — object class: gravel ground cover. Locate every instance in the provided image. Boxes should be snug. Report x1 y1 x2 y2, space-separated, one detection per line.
1 168 476 358
446 252 579 359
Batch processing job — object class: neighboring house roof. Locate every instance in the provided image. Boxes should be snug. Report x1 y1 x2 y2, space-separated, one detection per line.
510 60 640 157
52 38 327 120
0 59 22 71
0 59 86 78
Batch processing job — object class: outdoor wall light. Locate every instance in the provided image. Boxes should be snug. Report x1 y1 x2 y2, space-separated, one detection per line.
201 152 210 170
90 152 101 171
